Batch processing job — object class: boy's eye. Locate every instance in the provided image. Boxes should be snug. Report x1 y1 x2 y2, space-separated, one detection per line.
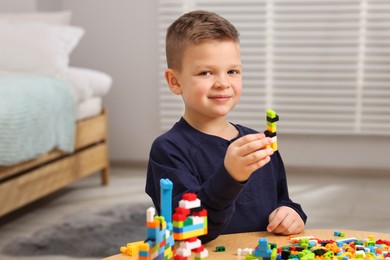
228 70 240 75
199 71 212 76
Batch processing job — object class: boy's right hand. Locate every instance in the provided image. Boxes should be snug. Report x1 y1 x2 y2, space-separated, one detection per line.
224 133 274 182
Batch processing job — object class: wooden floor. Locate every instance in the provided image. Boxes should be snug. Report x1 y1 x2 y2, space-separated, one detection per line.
0 166 389 260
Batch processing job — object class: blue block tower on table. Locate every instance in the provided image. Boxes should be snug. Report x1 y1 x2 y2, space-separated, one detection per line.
254 238 272 257
245 238 280 260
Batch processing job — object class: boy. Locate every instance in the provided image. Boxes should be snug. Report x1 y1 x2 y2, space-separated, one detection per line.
146 10 306 243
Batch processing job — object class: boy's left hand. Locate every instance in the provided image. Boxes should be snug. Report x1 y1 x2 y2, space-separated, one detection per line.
267 206 304 235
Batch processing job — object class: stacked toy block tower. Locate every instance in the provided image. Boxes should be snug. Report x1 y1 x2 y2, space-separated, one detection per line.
137 178 176 260
134 179 175 260
129 178 208 260
264 109 279 151
139 207 175 259
172 193 208 260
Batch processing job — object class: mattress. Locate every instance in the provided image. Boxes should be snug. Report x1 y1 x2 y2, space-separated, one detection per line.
0 66 112 121
0 61 111 165
68 66 110 120
60 66 112 103
76 96 102 121
0 66 112 104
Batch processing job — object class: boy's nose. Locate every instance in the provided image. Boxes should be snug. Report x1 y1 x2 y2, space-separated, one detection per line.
213 76 230 89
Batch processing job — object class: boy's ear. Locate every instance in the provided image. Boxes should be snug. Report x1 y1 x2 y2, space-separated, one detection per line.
165 68 182 95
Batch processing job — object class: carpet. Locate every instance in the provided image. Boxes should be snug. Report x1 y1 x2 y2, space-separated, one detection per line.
2 203 152 258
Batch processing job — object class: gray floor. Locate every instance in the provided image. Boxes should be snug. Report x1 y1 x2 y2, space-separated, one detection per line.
0 166 389 260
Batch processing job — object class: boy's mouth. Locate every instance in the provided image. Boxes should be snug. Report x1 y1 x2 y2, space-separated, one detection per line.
208 95 232 102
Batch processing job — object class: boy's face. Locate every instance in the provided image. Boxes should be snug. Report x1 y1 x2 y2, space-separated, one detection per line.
168 40 242 123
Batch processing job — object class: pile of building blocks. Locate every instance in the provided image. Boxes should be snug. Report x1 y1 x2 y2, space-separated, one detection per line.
264 109 279 151
120 178 208 260
173 192 208 259
240 233 390 260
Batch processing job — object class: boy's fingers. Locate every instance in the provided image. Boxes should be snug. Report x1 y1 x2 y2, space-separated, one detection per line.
231 133 265 147
245 156 271 174
237 137 273 157
241 141 273 158
244 149 273 165
268 207 304 235
267 208 285 232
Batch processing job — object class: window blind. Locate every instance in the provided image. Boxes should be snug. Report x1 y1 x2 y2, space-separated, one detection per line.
158 0 390 135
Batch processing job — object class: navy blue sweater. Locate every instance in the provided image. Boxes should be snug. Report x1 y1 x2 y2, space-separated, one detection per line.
145 118 307 243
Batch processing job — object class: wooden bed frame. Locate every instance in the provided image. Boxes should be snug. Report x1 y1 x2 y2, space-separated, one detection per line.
0 108 110 217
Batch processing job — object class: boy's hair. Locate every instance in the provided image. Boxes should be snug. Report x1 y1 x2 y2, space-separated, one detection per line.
165 10 240 71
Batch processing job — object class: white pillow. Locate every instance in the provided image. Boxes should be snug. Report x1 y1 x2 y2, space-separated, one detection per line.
60 67 113 102
0 21 84 75
0 11 72 25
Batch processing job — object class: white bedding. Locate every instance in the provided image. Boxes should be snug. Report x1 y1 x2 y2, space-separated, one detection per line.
76 96 102 120
0 75 76 165
0 67 111 102
60 66 111 120
0 11 110 165
59 66 112 103
0 66 111 120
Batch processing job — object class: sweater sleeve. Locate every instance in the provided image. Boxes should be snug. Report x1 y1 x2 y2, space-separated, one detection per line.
145 139 245 243
273 151 307 224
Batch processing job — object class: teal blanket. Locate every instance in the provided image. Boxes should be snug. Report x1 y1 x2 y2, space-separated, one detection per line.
0 75 76 166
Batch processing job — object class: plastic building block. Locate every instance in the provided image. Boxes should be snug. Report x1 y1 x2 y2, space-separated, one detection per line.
245 234 390 260
182 192 197 201
264 109 279 151
215 246 226 252
160 178 173 223
122 212 390 260
237 248 253 256
334 231 346 237
120 178 208 259
253 237 272 257
120 241 145 256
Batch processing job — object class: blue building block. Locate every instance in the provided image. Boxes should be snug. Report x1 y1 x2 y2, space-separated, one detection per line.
160 179 173 223
147 226 159 240
254 238 272 257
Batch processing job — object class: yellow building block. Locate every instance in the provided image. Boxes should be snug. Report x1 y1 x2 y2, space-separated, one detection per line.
155 216 166 229
271 141 278 151
120 240 144 256
267 125 277 133
174 228 207 240
139 242 150 251
120 246 128 254
173 220 184 228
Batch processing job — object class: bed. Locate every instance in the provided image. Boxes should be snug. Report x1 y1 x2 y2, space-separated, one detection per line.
0 11 112 217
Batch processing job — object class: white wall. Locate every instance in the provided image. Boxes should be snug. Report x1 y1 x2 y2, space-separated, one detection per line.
0 0 36 11
58 0 160 162
2 0 390 170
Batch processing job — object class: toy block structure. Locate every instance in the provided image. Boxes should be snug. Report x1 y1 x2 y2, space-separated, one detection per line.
120 178 208 260
139 206 175 260
127 178 176 260
264 109 279 151
245 238 280 260
173 192 208 259
160 178 173 223
253 238 273 257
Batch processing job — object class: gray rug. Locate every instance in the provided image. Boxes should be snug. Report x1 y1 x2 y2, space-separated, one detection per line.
2 203 152 258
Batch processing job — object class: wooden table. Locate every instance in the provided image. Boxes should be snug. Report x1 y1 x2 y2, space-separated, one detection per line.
104 229 390 260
